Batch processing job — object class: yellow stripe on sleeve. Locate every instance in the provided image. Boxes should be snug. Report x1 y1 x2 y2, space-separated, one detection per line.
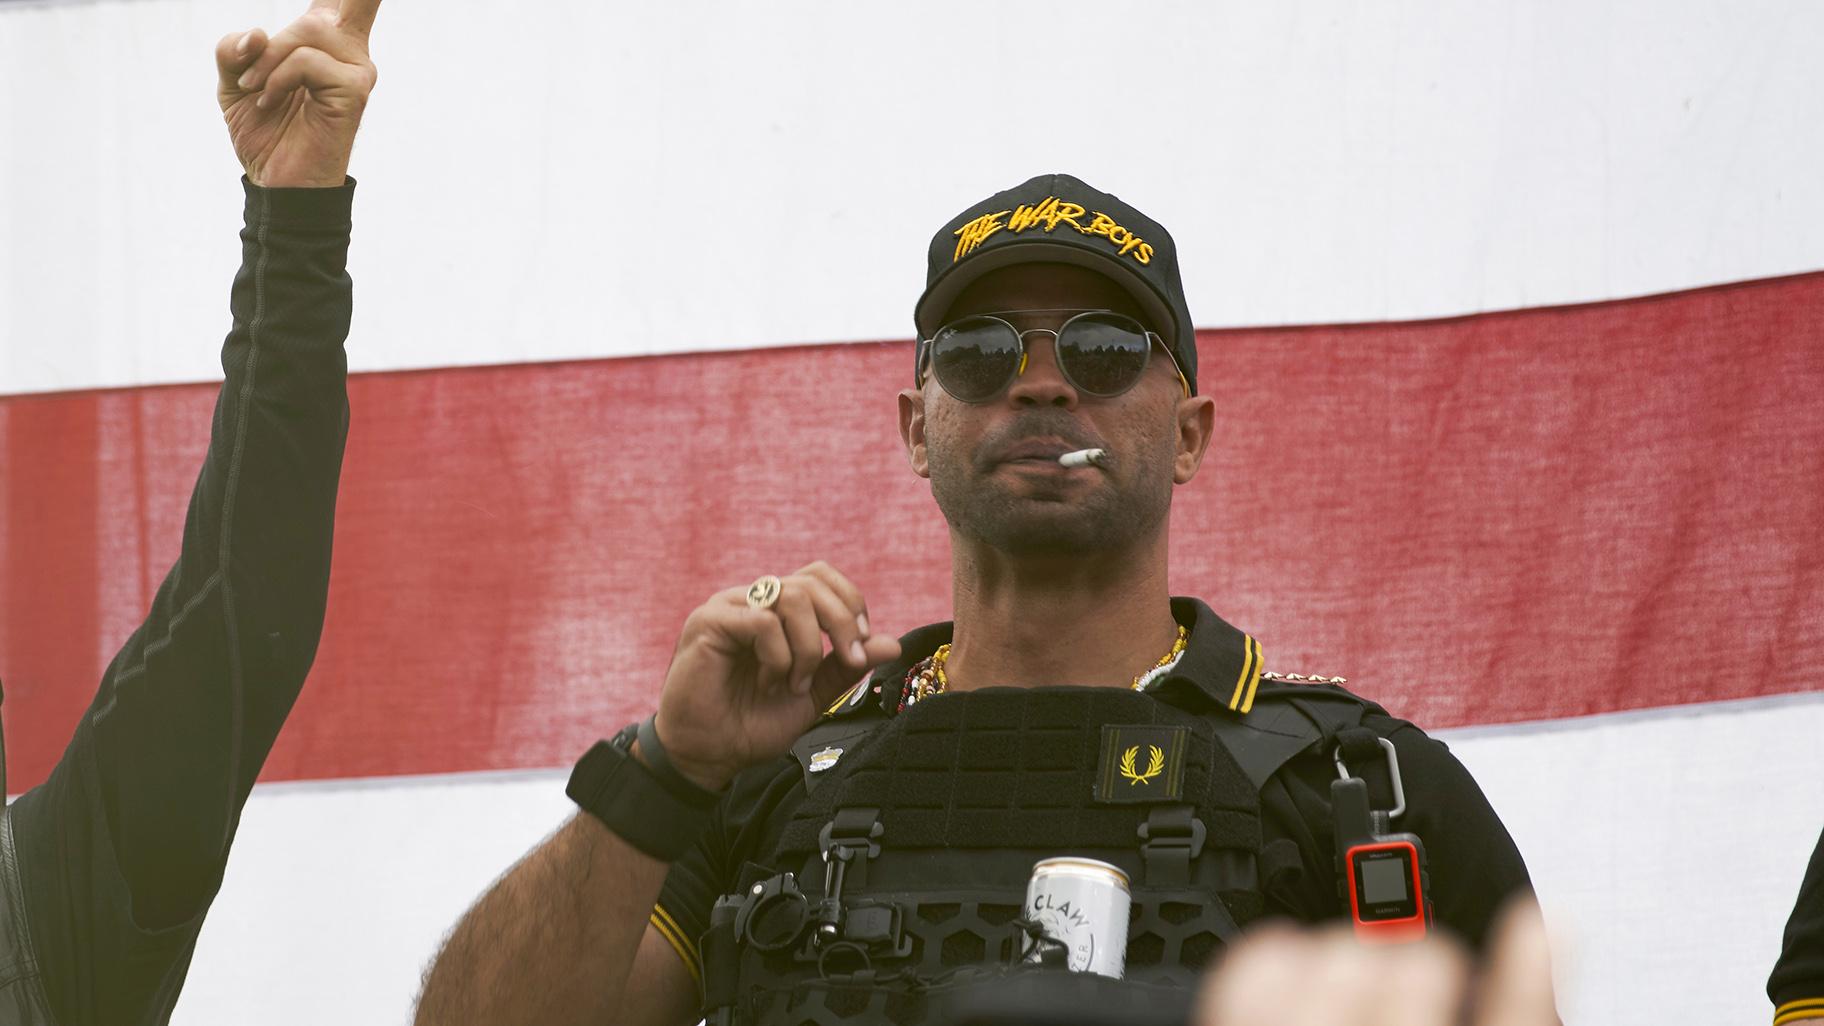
1775 997 1824 1026
649 905 703 987
1237 636 1265 715
1226 633 1258 712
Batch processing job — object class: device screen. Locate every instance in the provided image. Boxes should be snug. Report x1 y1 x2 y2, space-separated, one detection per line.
1361 857 1408 903
1351 847 1418 920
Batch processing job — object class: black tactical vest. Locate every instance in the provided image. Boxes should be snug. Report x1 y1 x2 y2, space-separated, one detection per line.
0 807 60 1025
702 687 1283 1026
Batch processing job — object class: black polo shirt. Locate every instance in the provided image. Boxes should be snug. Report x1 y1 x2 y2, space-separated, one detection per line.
649 598 1533 989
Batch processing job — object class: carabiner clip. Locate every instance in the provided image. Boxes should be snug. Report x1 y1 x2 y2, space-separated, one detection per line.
1333 737 1406 820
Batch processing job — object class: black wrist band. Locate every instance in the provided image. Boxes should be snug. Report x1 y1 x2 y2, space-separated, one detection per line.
637 714 723 803
566 723 721 861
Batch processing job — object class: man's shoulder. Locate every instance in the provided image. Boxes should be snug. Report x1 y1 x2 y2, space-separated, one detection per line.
1172 666 1466 794
1200 670 1398 735
725 749 804 794
717 683 897 806
1245 672 1441 741
1250 672 1386 712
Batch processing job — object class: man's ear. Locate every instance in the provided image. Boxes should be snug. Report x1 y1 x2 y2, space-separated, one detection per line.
898 389 930 478
1173 394 1217 485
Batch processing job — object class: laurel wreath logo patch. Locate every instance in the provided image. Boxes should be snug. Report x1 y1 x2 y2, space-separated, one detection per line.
1119 744 1166 785
1096 725 1187 803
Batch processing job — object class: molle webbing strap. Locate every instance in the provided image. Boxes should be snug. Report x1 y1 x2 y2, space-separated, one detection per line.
1278 687 1411 813
701 896 742 1017
1333 725 1400 811
775 688 1260 859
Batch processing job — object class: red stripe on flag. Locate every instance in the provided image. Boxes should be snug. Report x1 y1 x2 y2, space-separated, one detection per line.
3 273 1822 788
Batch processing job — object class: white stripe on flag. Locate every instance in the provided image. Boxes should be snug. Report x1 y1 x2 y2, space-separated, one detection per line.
5 1 1824 393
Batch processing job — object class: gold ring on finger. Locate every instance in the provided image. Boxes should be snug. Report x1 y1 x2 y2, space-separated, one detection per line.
745 574 783 610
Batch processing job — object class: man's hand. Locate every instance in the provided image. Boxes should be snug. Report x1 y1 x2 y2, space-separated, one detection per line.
215 0 382 188
653 562 902 791
1194 899 1559 1026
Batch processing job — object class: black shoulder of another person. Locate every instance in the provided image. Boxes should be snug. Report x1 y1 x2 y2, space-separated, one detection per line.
1769 827 1824 1022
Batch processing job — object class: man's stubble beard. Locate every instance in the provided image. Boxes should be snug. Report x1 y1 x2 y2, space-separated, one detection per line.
927 429 1176 559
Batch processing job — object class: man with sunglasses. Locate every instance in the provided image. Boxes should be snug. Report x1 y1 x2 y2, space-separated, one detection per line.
417 174 1535 1026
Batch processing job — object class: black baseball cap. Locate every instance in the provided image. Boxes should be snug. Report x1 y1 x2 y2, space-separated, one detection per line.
913 173 1198 395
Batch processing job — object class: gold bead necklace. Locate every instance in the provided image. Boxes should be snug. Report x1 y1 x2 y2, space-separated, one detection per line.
903 624 1188 710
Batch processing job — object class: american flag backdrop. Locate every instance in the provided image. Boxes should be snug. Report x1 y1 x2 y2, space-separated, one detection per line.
3 1 1823 1023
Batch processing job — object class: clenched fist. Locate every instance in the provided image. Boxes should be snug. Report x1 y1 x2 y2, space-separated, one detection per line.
216 0 382 188
1194 899 1559 1026
652 563 902 791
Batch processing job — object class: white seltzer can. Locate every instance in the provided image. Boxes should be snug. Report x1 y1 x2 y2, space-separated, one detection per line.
1023 856 1131 979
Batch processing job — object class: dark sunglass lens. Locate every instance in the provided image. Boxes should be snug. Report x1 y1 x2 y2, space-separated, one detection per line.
1059 313 1152 396
932 317 1022 402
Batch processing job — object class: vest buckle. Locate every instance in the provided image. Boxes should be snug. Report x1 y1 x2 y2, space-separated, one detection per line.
1137 806 1207 886
815 807 885 945
820 807 885 862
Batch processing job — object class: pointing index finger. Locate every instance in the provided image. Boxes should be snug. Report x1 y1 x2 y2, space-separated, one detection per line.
336 0 383 36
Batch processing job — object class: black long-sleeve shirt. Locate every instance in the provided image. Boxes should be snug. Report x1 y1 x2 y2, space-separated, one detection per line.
1772 827 1824 1025
7 177 355 1026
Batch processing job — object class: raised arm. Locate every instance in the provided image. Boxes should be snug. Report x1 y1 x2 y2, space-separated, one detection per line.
6 4 381 1022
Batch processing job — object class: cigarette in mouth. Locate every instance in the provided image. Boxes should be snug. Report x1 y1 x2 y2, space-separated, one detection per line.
1057 448 1107 468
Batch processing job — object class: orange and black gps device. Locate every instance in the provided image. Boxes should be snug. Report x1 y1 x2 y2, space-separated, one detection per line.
1333 748 1432 944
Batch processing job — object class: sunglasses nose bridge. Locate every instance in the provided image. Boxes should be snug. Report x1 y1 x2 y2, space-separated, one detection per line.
1004 329 1078 404
1011 327 1059 381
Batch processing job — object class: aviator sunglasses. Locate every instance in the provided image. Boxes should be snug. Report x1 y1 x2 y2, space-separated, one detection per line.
916 309 1190 403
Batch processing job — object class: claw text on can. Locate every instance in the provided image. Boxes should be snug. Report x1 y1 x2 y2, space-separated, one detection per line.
1023 856 1130 979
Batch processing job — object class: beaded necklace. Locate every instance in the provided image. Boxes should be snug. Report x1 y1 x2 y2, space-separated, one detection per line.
898 624 1188 713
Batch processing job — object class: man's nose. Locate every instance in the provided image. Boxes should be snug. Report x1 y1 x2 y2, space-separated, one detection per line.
1005 334 1078 408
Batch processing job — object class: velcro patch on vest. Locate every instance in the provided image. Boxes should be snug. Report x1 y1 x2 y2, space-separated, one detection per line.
1094 725 1190 803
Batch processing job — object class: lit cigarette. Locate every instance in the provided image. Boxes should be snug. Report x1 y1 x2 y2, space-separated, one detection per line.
1057 448 1107 468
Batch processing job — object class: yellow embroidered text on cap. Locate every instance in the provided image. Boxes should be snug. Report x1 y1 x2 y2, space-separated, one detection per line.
952 196 1154 266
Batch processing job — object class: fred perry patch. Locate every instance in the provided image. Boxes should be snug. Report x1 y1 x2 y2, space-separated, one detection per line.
1093 725 1190 804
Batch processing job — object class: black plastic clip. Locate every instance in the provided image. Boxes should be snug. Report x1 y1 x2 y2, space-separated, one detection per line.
733 873 811 954
1333 730 1406 832
702 892 745 1023
815 807 883 942
1138 806 1207 887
